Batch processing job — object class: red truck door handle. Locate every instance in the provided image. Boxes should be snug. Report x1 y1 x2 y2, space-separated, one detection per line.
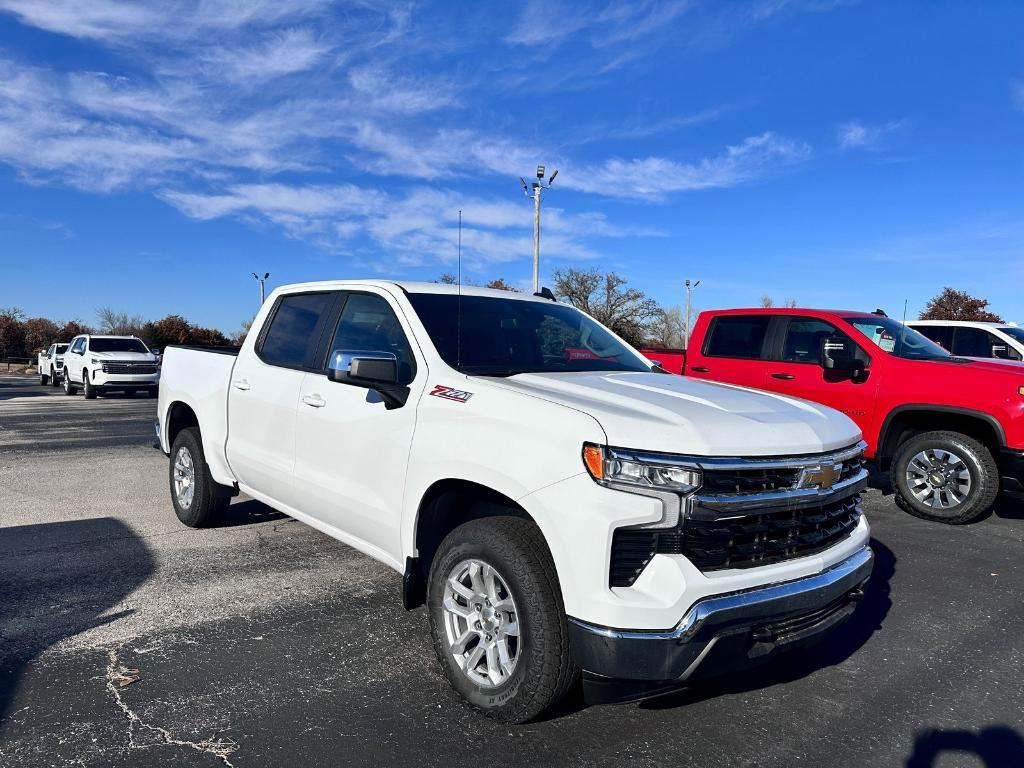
691 366 710 373
771 373 796 380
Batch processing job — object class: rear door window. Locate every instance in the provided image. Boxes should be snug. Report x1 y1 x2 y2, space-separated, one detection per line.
952 327 997 358
259 292 334 369
704 316 771 359
914 325 953 351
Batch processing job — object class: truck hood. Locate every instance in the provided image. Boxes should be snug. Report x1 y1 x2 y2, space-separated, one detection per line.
496 371 862 457
88 351 156 361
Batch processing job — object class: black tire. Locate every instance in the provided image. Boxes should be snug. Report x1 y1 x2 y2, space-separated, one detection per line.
82 372 97 399
168 427 229 527
40 370 49 386
50 369 60 387
892 430 999 524
426 517 578 724
63 370 77 395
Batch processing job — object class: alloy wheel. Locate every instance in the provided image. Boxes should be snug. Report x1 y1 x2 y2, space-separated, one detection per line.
173 446 196 510
906 448 972 509
441 559 521 688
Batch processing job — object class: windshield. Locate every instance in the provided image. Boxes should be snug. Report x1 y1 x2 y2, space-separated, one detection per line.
998 327 1024 344
89 337 150 354
407 293 652 376
55 344 68 353
843 317 950 360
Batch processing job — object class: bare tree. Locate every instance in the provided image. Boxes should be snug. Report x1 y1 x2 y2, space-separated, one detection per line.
647 306 685 348
96 307 146 336
435 273 458 285
485 278 519 292
783 298 798 308
759 295 775 308
919 287 1002 322
552 268 660 348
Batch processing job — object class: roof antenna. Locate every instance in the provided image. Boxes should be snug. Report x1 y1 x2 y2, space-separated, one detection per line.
899 298 909 356
457 209 462 371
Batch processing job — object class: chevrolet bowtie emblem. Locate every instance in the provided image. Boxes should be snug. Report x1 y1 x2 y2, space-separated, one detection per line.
796 463 842 490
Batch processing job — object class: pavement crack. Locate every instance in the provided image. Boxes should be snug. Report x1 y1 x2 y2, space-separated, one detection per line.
104 646 238 767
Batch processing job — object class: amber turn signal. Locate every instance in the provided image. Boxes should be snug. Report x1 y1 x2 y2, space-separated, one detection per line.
582 444 604 480
1019 385 1024 397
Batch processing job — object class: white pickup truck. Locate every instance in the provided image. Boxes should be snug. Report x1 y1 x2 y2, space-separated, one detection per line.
38 342 69 386
156 280 873 722
62 334 161 399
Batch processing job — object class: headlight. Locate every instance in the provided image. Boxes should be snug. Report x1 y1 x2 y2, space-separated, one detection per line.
583 443 702 494
90 358 101 365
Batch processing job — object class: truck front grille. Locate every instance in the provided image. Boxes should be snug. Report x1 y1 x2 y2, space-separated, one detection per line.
608 443 867 587
101 362 158 375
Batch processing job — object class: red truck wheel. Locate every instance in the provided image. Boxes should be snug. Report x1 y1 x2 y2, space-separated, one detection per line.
892 431 1000 524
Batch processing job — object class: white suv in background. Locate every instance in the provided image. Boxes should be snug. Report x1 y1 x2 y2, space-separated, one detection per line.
62 335 161 399
906 320 1024 362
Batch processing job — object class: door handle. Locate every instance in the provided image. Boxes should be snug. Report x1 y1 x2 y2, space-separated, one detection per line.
771 373 796 380
232 379 251 391
691 366 710 373
301 394 326 408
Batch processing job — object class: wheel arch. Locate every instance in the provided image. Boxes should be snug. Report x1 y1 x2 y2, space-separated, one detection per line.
166 400 200 448
402 478 537 610
878 405 1005 468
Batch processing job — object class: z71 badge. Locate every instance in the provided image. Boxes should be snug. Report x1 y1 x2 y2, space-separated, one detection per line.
429 384 473 403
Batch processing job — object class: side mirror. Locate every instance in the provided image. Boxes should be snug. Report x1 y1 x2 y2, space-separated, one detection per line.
991 344 1018 361
820 336 865 378
327 350 407 408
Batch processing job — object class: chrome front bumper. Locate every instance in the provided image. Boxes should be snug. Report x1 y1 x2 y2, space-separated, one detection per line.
569 545 874 703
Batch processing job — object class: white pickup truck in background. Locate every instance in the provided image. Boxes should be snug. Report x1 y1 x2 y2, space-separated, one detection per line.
156 280 874 722
38 342 69 386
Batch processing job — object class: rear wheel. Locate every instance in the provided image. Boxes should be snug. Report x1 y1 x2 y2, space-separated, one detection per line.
63 370 77 395
892 431 999 524
169 427 229 527
82 372 97 399
426 517 578 723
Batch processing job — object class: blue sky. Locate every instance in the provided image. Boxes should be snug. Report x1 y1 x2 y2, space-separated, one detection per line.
1 1 1022 334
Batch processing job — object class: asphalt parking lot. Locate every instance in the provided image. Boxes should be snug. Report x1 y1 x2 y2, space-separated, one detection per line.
1 373 1022 768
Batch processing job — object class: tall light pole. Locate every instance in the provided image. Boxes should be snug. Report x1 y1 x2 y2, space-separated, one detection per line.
520 165 557 293
684 278 701 350
252 272 270 306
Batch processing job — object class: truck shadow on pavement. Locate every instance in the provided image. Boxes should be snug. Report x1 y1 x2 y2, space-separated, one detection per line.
209 498 288 528
637 538 895 712
0 518 155 722
905 725 1024 767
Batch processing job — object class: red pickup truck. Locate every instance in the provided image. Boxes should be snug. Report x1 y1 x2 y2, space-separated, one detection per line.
644 308 1024 524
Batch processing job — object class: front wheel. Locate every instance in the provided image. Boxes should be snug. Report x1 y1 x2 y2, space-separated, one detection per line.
892 431 999 524
50 369 60 387
427 517 578 723
169 427 229 527
40 370 49 386
82 372 97 399
63 370 77 395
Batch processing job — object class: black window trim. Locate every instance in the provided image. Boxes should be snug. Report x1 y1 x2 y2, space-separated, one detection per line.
255 290 341 373
701 314 776 361
310 290 419 383
769 315 870 367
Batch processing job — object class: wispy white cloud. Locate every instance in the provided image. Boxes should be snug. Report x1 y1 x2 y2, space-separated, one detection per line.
561 133 811 200
0 0 331 43
837 119 903 151
198 27 333 85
